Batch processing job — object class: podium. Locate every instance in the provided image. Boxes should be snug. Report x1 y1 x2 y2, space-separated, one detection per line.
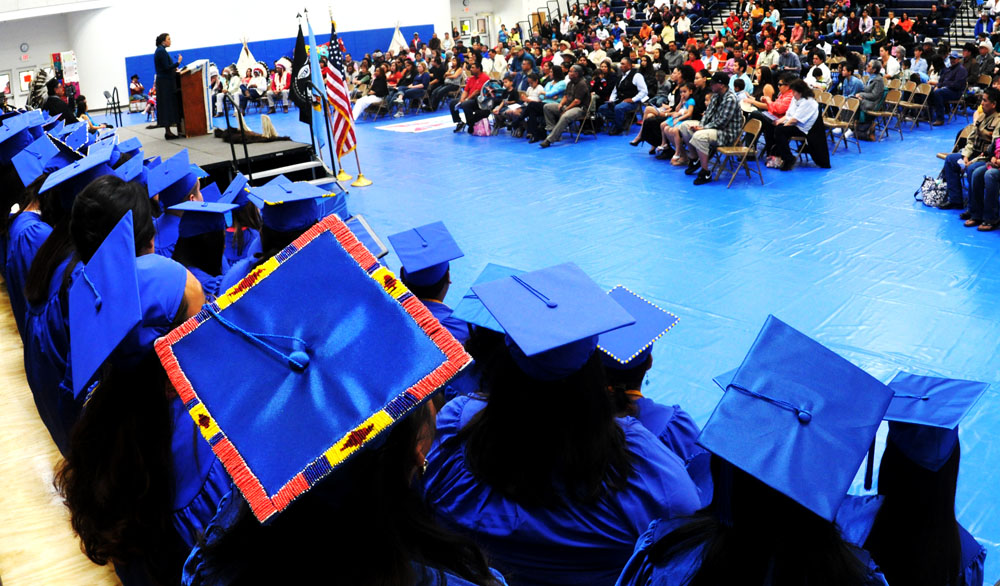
179 59 212 137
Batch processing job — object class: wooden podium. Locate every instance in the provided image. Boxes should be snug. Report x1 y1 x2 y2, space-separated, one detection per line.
178 60 212 137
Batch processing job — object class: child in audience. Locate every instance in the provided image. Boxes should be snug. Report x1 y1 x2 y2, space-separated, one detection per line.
655 83 696 160
733 77 750 102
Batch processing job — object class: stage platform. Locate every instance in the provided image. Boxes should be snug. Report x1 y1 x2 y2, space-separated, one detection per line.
116 123 314 181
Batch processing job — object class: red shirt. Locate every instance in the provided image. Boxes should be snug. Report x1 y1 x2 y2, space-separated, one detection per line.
465 72 490 96
685 58 705 72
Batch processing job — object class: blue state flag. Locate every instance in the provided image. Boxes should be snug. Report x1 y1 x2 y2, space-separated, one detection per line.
306 18 327 150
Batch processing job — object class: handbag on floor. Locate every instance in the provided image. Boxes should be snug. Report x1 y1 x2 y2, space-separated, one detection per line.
915 176 948 208
472 118 492 137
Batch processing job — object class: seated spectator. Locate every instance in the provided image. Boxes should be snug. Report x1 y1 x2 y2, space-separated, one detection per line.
401 62 432 113
776 44 801 76
853 60 886 140
678 71 743 185
654 83 697 160
879 44 901 79
662 68 712 159
352 65 390 120
540 65 592 147
42 78 78 124
649 69 673 107
805 51 831 90
768 78 820 171
745 73 795 159
525 67 567 142
129 75 145 100
732 77 750 102
74 95 109 133
449 61 492 134
266 61 291 114
591 59 619 109
684 48 706 72
491 75 522 130
729 58 754 96
598 57 648 135
636 65 697 152
214 67 242 116
957 88 1000 224
834 62 865 97
240 68 267 112
930 51 969 126
429 57 464 111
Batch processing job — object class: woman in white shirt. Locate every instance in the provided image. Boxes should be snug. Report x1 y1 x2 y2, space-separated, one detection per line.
769 78 819 171
879 45 900 78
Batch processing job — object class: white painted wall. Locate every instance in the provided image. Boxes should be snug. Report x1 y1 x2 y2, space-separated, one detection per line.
0 14 72 108
53 0 450 109
449 0 536 43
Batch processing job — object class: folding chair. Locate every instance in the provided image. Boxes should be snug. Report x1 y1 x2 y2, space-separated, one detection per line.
947 82 970 123
898 83 931 130
573 94 600 143
871 89 903 141
886 78 902 91
936 125 974 160
711 118 764 189
826 97 861 154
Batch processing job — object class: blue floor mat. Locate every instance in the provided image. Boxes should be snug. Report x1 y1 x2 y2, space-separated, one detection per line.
106 106 1000 581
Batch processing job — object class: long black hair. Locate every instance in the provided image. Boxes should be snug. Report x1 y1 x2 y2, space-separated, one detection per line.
0 169 45 244
193 402 502 586
864 438 963 586
69 175 155 262
647 457 872 586
457 349 633 506
230 202 261 255
24 181 82 306
172 231 224 276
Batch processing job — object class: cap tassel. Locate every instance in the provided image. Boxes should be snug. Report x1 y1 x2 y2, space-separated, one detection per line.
512 275 558 308
82 270 102 311
716 459 734 528
207 307 310 371
863 440 876 491
726 383 811 424
413 227 429 247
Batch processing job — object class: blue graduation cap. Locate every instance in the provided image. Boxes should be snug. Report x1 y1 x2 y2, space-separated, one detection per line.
64 123 89 151
24 110 46 140
154 214 472 522
249 180 333 232
200 182 222 203
451 262 525 332
42 112 63 131
219 173 251 207
46 120 65 138
472 262 635 380
39 143 116 204
114 153 147 187
345 215 388 259
387 222 465 288
190 164 209 179
144 155 161 169
598 286 679 370
148 149 200 206
0 113 34 163
171 201 238 238
11 134 73 186
54 121 84 139
118 137 142 156
698 316 894 521
884 372 989 471
86 138 115 162
68 211 143 397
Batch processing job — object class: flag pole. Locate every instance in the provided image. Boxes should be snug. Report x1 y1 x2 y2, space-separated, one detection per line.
351 150 372 187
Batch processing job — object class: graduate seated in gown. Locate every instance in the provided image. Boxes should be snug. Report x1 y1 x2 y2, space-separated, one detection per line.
145 213 507 585
597 286 712 505
617 316 893 586
169 200 238 302
147 149 206 259
389 221 470 346
424 263 701 586
55 191 228 586
216 174 261 273
863 372 989 586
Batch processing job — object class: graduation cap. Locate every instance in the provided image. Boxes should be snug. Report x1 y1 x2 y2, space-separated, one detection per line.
0 113 34 164
471 262 635 381
598 286 679 370
147 149 200 206
11 134 80 186
46 120 65 138
39 142 116 204
698 315 894 521
118 137 142 156
345 215 388 259
24 110 46 140
68 211 143 397
171 201 238 238
248 180 333 232
451 262 525 332
154 214 472 522
54 121 85 139
64 123 89 151
219 173 251 207
200 182 222 203
42 113 63 131
190 164 209 179
387 222 464 288
884 372 989 471
114 153 147 187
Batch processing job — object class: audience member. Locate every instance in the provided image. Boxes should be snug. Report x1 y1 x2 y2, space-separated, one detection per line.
678 72 743 185
930 51 969 126
599 57 648 135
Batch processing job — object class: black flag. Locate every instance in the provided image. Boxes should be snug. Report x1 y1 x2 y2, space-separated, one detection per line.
291 24 311 124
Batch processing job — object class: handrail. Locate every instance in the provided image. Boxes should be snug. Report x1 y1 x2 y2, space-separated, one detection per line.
221 94 254 182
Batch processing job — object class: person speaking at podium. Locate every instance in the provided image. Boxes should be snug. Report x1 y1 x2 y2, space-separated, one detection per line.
155 33 184 140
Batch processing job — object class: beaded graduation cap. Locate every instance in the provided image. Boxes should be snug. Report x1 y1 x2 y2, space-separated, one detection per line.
597 286 679 370
155 214 472 522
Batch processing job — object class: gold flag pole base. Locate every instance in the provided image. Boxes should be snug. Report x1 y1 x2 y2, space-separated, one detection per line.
351 173 373 187
336 169 353 181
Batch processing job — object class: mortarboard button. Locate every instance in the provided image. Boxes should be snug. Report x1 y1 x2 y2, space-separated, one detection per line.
598 286 679 370
387 222 465 288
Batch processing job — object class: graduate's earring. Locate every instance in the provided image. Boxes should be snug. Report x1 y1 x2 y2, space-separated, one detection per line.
422 459 429 475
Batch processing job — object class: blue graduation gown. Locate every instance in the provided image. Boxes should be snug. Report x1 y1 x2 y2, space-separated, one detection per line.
959 524 987 586
422 299 470 345
187 267 222 302
221 227 259 273
424 395 701 586
154 213 181 259
5 211 52 338
631 398 713 507
615 516 890 586
23 255 81 454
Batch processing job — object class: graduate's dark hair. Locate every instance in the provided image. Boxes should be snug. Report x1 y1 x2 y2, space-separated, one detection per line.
55 354 186 586
458 350 633 506
75 95 88 117
401 269 449 301
193 400 502 586
647 457 872 586
606 353 653 416
0 166 40 245
230 201 261 255
864 438 963 586
172 230 225 277
70 175 155 262
24 182 79 307
156 33 169 46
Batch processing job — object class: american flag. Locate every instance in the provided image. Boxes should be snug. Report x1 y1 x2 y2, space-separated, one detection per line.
323 24 356 159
